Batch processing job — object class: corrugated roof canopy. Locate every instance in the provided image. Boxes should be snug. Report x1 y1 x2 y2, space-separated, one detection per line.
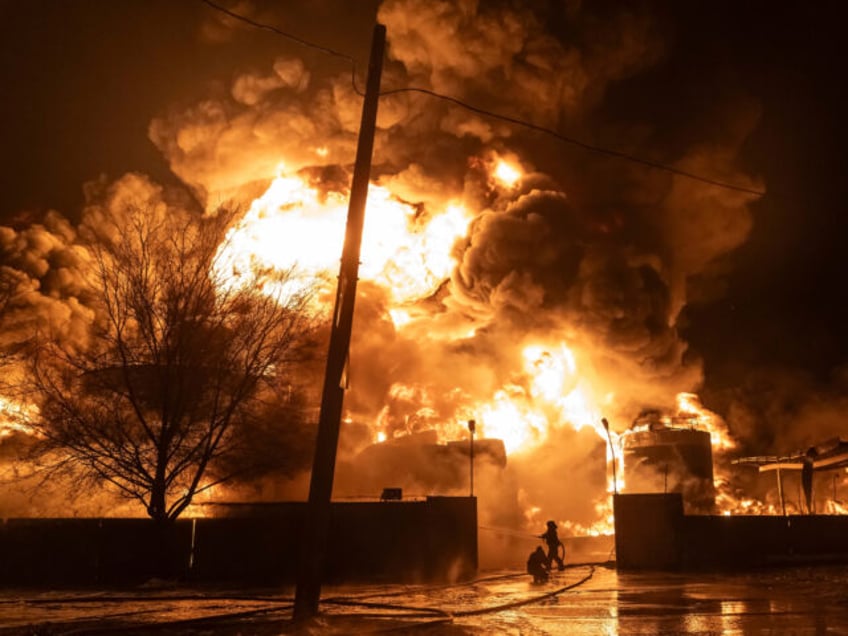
733 437 848 472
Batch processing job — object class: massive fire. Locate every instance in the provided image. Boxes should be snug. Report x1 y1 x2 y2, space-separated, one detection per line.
205 153 778 535
0 11 763 522
213 164 615 462
0 154 771 532
205 159 770 535
5 4 843 584
214 170 474 306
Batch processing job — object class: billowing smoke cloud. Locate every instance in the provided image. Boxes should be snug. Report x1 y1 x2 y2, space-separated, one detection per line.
4 1 768 538
0 172 203 371
0 212 93 360
148 55 362 203
378 0 663 120
720 365 848 454
140 0 764 545
0 211 95 516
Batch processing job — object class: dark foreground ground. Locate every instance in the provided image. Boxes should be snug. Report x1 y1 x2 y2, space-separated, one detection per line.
3 563 848 635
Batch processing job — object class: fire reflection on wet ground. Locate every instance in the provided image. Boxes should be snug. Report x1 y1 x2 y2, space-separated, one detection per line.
2 564 848 634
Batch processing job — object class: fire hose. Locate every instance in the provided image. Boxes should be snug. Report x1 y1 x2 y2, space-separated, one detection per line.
479 524 567 564
18 565 599 634
556 540 566 562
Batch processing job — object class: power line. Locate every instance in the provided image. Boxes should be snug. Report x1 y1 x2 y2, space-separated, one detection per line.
199 0 365 96
383 86 765 196
198 1 766 197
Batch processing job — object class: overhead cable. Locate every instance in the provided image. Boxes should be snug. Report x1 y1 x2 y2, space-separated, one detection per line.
198 0 766 196
199 0 364 96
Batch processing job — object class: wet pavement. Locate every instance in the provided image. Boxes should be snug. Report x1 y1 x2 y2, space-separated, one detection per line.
2 563 848 634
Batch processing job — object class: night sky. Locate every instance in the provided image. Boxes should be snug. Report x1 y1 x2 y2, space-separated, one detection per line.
2 1 845 448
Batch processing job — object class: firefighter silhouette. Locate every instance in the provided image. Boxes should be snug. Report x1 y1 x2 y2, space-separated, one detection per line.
539 520 565 571
526 546 549 583
802 446 817 514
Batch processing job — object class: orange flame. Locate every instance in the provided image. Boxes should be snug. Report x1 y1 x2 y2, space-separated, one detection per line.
675 392 736 452
215 171 473 305
371 340 609 458
493 159 522 188
0 155 772 533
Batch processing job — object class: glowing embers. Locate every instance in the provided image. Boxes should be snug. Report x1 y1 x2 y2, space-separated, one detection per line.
215 172 473 306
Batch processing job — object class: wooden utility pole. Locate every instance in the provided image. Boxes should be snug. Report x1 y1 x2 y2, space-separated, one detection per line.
293 23 386 620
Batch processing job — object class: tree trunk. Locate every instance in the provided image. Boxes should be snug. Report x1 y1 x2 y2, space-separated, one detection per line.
150 516 180 582
148 475 167 521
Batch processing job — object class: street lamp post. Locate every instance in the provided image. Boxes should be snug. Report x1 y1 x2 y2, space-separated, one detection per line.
602 418 617 495
468 419 476 497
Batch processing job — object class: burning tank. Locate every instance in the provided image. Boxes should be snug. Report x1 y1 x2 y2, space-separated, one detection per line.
337 430 507 499
621 409 716 513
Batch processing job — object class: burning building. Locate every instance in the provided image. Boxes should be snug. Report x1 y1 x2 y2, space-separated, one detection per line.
613 412 848 570
339 430 506 499
621 409 716 513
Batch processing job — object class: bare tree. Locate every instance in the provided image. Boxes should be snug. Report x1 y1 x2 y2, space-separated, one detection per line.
0 266 31 369
29 201 317 522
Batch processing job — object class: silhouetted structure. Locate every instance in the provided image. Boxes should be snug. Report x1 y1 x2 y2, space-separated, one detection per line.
734 437 848 515
614 493 848 570
0 496 476 586
343 435 506 496
622 417 715 512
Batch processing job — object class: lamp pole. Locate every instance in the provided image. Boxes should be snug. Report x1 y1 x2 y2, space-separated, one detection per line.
468 419 476 497
602 418 617 495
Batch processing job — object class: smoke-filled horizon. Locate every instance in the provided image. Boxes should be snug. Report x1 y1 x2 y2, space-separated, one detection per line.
2 1 847 532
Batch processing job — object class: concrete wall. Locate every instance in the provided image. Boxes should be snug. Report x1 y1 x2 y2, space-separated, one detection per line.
0 518 192 586
614 493 848 570
0 496 477 587
681 513 848 568
614 493 684 569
